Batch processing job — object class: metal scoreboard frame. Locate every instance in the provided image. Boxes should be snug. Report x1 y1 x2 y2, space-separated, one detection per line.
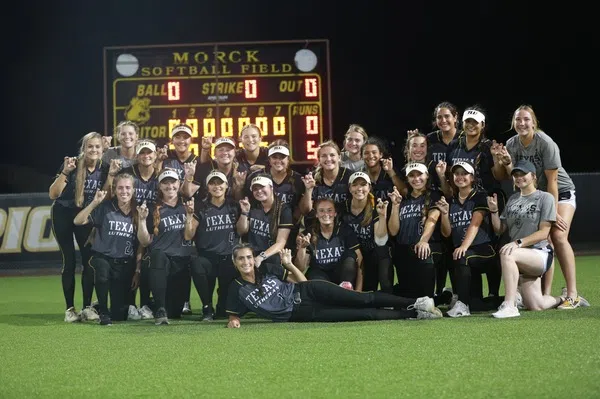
103 39 332 164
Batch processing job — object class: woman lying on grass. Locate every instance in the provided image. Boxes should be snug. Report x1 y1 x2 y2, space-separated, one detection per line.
225 244 442 328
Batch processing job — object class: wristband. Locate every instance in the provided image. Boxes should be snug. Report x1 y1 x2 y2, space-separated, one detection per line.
490 210 498 214
185 177 194 182
241 211 249 217
61 171 70 177
258 251 267 260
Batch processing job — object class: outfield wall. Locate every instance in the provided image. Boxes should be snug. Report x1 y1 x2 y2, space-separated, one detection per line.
1 173 598 271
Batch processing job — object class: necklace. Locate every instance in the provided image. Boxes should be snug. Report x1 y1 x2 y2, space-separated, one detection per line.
458 192 469 200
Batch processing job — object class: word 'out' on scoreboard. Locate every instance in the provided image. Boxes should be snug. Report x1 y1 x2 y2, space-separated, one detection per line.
103 40 332 164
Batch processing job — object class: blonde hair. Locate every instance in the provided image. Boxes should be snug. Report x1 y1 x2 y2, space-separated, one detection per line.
511 105 540 132
239 123 262 138
345 124 368 141
114 121 139 143
75 132 103 207
314 140 341 183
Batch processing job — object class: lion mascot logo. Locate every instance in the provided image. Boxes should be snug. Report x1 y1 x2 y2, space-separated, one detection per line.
125 97 151 124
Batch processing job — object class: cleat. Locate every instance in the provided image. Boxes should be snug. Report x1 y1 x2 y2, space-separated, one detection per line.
127 305 142 321
139 305 154 320
447 300 470 317
64 307 80 323
81 306 100 321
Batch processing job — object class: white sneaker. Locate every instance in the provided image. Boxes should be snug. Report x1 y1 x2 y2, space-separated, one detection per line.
80 306 100 321
64 307 80 323
182 301 192 315
493 301 520 318
448 294 459 310
139 305 154 320
447 300 470 317
127 305 142 321
416 308 443 319
409 297 435 313
515 291 525 310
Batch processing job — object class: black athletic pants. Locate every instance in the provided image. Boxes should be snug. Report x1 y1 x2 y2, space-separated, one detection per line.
89 252 135 321
130 252 152 309
148 249 191 318
51 202 94 310
288 280 417 322
452 243 503 311
305 252 357 286
362 246 394 293
393 244 439 299
191 252 238 317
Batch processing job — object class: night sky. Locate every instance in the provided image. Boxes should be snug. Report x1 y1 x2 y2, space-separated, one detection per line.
1 1 587 193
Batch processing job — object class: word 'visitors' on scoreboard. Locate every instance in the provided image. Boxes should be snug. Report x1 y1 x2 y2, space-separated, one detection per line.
103 40 332 164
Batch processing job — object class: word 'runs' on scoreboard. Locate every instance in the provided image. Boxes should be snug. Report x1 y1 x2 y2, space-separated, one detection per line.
103 40 332 164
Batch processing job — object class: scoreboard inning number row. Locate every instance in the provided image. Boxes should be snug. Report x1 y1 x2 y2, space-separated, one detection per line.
103 40 332 163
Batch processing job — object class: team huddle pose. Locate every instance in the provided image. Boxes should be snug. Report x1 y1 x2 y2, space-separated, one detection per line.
49 103 589 327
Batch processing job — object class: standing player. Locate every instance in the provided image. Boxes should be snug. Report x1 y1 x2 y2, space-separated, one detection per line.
49 132 108 322
102 121 139 169
426 102 460 164
188 171 241 320
226 245 442 327
136 169 195 325
73 174 138 325
360 136 403 201
340 124 368 171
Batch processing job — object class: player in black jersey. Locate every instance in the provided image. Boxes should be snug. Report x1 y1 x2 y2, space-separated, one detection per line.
136 169 195 325
360 136 403 201
184 137 245 201
74 173 138 325
237 175 293 270
295 198 362 289
187 171 241 320
226 244 442 327
426 102 460 164
341 172 393 293
437 161 503 317
388 163 444 301
49 132 108 323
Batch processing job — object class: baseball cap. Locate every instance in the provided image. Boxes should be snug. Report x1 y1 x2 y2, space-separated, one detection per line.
268 145 290 157
349 171 371 185
451 161 475 175
206 171 228 185
158 169 179 183
171 124 193 137
405 162 429 176
511 159 536 175
250 175 273 189
135 140 156 154
462 109 486 123
215 137 236 148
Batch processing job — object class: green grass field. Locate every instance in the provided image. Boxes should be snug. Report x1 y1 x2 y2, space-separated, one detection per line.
1 257 600 398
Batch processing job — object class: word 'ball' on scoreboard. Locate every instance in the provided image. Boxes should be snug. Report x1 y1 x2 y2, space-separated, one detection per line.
104 40 332 164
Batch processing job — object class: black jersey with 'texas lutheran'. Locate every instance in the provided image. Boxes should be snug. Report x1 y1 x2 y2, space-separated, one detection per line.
446 137 500 194
360 167 396 202
394 190 442 246
192 160 237 201
226 269 293 322
311 166 352 204
89 199 136 259
244 169 306 209
120 165 158 205
235 147 269 173
146 200 194 257
307 222 360 271
54 160 109 208
247 202 293 254
162 150 197 181
193 198 240 256
448 189 492 248
341 199 380 252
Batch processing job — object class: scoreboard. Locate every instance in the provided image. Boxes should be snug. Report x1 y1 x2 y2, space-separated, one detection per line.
103 40 332 164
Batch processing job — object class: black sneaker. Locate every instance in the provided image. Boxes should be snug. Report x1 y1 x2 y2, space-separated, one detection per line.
154 307 169 325
99 313 112 326
202 305 215 321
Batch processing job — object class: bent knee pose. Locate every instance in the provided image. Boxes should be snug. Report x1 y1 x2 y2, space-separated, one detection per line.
225 244 443 328
489 160 564 318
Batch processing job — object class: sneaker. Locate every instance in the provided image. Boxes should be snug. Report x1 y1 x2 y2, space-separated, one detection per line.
127 305 142 321
416 308 443 319
80 306 100 321
139 305 154 320
515 291 525 310
492 301 520 318
99 313 113 326
339 281 353 290
182 301 192 315
64 307 80 323
562 287 590 307
154 307 169 325
408 297 435 313
202 305 215 321
557 296 581 310
447 300 470 317
448 294 459 310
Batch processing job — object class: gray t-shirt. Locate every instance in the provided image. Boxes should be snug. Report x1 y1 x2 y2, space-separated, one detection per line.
505 131 575 193
340 152 365 172
501 190 556 249
102 147 136 169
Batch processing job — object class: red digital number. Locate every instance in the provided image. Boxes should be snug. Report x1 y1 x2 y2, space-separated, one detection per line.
244 80 257 99
306 141 318 160
304 78 318 97
306 116 319 134
167 81 180 101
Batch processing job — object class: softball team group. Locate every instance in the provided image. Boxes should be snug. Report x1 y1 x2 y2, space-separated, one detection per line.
49 102 589 327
